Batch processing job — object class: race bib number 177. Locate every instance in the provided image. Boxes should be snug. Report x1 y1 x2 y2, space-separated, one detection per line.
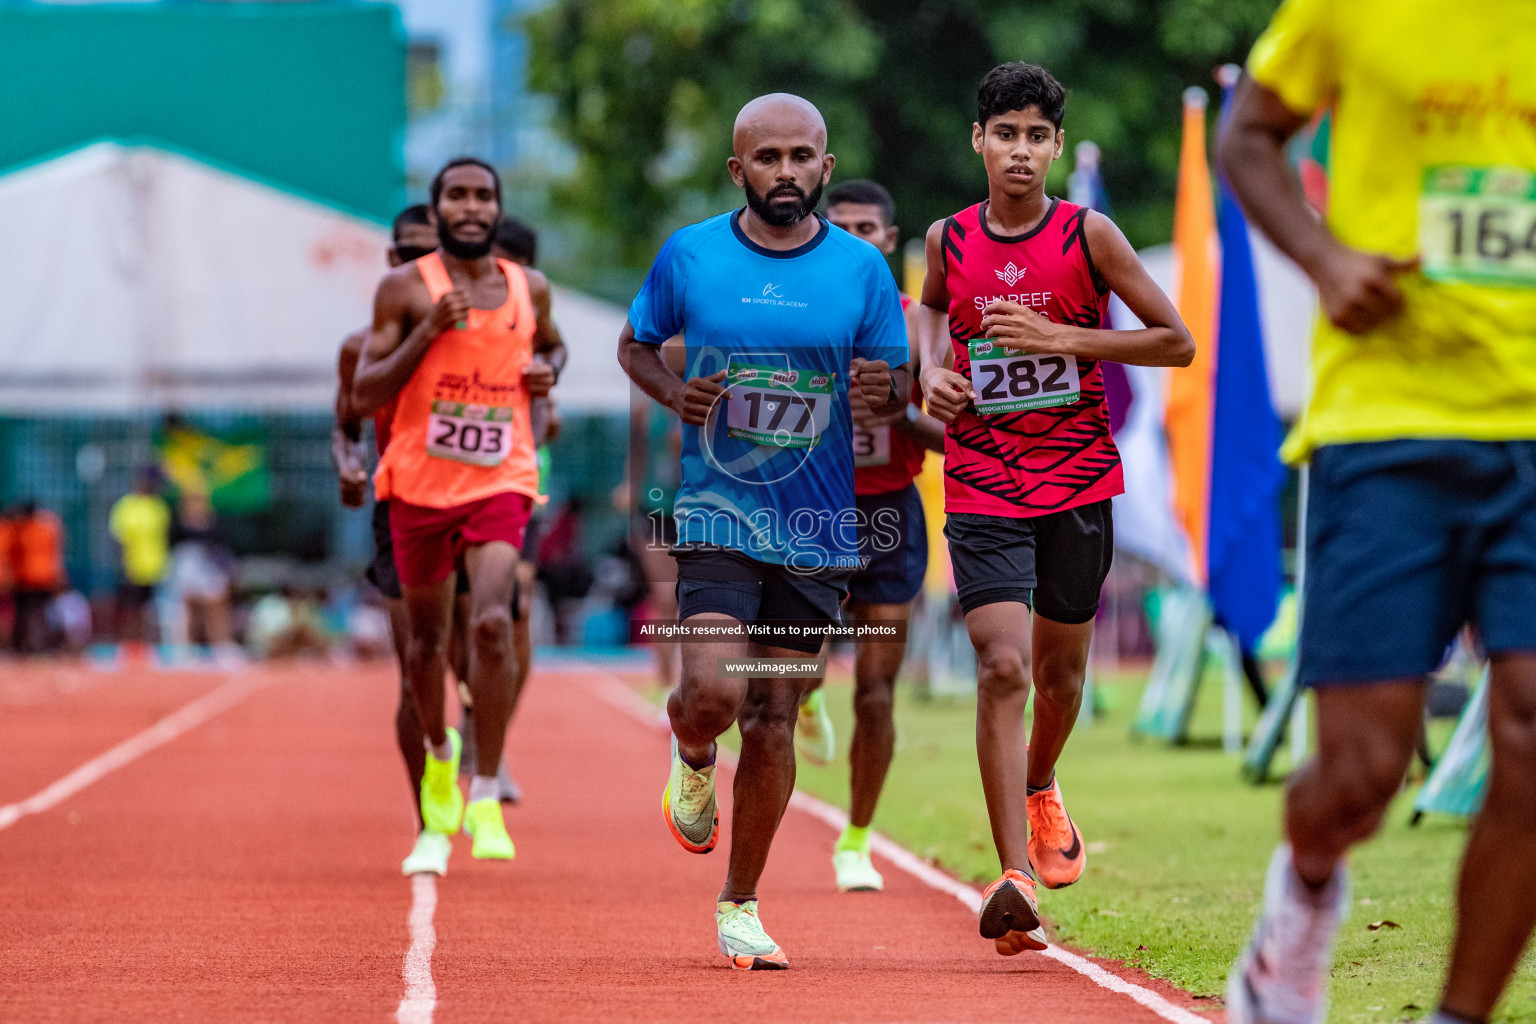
724 360 835 449
1419 165 1536 288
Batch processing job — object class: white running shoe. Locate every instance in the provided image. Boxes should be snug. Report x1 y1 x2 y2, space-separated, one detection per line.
716 900 789 970
833 848 884 892
794 689 835 766
400 830 451 877
1227 845 1349 1024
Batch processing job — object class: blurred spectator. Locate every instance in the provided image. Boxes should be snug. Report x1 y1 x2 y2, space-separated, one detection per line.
245 588 330 660
0 509 15 651
109 468 172 645
162 491 237 658
47 590 93 654
535 497 594 645
12 501 65 654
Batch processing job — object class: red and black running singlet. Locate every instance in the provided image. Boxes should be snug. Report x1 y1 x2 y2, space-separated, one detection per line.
853 294 926 496
940 197 1122 518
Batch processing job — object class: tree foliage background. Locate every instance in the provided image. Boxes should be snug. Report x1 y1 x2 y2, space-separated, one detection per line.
527 0 1279 279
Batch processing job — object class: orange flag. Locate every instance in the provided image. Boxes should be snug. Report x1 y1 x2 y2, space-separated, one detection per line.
1164 86 1219 583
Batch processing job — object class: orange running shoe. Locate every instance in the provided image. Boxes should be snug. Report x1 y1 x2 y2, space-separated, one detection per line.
978 869 1048 955
1027 778 1086 889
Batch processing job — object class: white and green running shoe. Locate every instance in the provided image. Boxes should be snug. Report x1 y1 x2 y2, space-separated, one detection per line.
401 830 451 877
832 848 884 893
794 689 835 766
662 734 718 853
716 900 789 970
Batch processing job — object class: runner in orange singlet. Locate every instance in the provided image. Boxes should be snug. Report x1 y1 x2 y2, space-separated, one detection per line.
352 158 566 861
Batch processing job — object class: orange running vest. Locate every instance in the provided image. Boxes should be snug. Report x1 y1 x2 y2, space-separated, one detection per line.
374 252 540 508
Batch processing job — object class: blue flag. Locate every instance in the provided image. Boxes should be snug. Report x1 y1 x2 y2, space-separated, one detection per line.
1208 86 1285 650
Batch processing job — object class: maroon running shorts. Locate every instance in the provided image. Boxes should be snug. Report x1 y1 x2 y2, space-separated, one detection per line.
389 492 534 588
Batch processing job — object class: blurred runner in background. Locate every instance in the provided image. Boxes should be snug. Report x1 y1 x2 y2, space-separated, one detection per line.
334 202 444 875
353 157 565 863
800 179 945 895
1219 4 1536 1023
109 468 171 650
12 501 65 655
917 62 1192 957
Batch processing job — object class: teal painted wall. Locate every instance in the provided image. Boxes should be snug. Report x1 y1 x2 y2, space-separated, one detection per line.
0 3 406 221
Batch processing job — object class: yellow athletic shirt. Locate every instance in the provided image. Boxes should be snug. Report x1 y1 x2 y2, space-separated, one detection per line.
1248 0 1536 460
109 493 171 586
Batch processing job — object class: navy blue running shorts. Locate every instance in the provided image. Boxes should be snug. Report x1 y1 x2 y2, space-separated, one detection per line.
848 483 928 606
1300 439 1536 687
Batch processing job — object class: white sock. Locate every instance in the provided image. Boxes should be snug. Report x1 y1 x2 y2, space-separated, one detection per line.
426 737 453 761
469 774 499 804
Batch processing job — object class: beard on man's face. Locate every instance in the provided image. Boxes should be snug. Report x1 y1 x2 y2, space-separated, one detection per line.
744 179 824 228
437 214 495 259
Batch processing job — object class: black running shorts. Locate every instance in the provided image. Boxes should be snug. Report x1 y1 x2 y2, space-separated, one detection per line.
943 501 1113 623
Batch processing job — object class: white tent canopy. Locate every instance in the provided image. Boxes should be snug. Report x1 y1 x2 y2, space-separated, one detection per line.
0 141 633 414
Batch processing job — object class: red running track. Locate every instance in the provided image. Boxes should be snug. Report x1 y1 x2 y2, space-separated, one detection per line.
0 660 1221 1023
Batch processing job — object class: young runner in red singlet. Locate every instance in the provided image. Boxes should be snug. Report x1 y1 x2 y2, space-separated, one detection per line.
798 180 945 895
916 63 1193 956
352 158 566 863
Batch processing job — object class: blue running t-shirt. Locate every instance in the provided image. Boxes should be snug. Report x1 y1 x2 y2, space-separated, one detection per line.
628 209 908 570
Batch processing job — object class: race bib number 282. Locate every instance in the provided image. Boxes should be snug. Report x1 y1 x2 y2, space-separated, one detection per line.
1419 165 1536 288
967 339 1081 414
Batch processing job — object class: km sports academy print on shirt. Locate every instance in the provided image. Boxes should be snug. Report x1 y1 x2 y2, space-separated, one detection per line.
628 210 909 569
940 197 1123 517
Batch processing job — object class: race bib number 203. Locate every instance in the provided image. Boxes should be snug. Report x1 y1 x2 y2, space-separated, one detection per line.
1419 165 1536 288
426 401 515 466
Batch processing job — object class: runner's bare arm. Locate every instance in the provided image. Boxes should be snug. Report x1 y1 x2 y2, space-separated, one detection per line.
1218 76 1417 335
618 320 726 427
351 271 468 416
897 302 946 453
978 213 1193 367
916 219 972 424
333 331 369 509
524 269 566 399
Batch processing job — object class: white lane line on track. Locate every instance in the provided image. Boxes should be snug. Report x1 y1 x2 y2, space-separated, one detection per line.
590 674 1211 1024
396 874 439 1024
0 672 266 833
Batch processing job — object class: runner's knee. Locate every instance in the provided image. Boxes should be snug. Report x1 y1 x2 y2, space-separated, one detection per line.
853 679 896 725
1032 648 1087 706
677 678 740 735
976 645 1030 701
1313 741 1413 827
739 687 798 738
471 605 513 652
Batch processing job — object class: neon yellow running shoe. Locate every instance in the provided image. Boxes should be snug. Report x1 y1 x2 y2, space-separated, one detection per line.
420 728 464 835
794 688 835 766
401 829 451 877
716 900 789 970
463 798 515 860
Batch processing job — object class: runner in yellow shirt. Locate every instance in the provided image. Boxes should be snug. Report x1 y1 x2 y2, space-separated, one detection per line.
1218 2 1536 1022
109 470 171 645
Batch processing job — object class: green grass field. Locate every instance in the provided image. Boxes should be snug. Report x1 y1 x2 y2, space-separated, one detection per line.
649 666 1536 1023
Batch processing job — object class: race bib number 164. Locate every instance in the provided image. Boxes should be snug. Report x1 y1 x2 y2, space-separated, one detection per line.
1420 165 1536 288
